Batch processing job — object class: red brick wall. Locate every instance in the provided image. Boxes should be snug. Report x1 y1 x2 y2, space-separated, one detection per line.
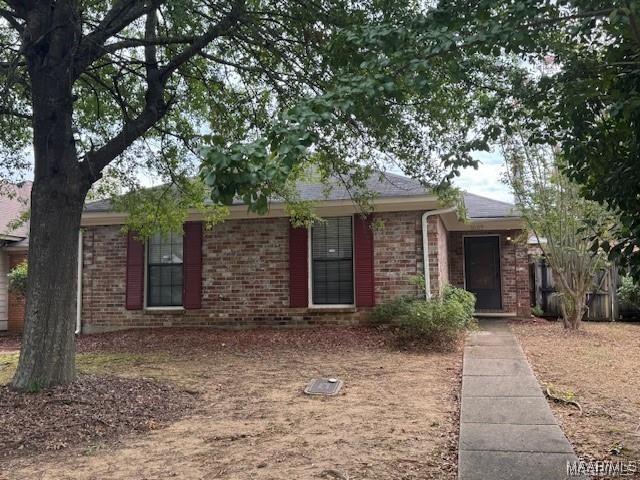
7 252 27 333
81 212 426 332
373 211 424 301
426 215 449 297
448 230 530 317
80 216 531 332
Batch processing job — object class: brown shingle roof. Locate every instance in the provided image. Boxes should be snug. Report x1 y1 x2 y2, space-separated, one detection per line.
84 172 518 219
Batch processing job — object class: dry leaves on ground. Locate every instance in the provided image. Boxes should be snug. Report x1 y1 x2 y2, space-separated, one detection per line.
0 374 195 460
0 327 463 480
512 319 640 473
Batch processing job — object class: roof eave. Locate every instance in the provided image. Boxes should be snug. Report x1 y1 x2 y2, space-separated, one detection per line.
0 233 25 242
444 216 525 231
81 194 443 226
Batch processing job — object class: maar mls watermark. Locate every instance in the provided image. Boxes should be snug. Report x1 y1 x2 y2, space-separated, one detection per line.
567 459 638 477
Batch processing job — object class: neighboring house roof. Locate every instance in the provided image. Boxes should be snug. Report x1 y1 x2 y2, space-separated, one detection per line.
0 181 31 241
527 234 547 245
84 171 518 220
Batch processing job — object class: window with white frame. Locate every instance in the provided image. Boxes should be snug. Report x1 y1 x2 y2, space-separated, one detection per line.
311 216 354 305
147 233 183 307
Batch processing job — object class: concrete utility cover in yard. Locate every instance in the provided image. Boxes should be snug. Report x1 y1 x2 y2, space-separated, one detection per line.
304 378 344 396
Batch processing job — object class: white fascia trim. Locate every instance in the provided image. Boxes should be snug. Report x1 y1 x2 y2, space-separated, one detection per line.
1 244 29 252
81 195 441 226
422 208 456 300
0 234 23 241
445 217 525 231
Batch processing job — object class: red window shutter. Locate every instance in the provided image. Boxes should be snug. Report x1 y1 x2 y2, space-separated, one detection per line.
354 215 375 307
125 231 145 310
183 222 203 309
289 223 309 307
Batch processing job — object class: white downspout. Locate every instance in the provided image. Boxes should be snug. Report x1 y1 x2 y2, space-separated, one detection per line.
422 208 456 300
75 229 83 335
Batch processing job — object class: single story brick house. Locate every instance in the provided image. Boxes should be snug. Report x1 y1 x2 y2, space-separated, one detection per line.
0 181 31 333
78 173 530 333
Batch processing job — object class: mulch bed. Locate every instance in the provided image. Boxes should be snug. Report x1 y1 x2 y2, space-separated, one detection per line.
0 326 463 357
0 334 21 353
0 374 196 460
74 326 394 355
0 327 393 356
0 327 402 359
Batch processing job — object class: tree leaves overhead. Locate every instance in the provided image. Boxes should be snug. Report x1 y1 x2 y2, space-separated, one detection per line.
471 1 640 276
416 0 639 277
0 0 512 228
2 1 637 241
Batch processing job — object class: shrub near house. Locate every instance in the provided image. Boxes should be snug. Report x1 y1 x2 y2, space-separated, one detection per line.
372 283 476 347
7 262 27 298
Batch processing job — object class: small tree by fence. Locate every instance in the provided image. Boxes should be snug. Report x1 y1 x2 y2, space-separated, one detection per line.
530 259 640 321
530 258 621 321
502 133 615 330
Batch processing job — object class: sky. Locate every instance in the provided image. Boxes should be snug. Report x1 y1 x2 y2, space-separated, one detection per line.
454 150 513 204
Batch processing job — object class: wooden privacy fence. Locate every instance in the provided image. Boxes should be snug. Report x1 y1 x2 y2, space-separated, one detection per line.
529 260 640 321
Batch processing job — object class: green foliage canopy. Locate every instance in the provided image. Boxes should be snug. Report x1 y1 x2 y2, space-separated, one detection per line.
452 1 640 277
617 275 640 308
0 0 517 233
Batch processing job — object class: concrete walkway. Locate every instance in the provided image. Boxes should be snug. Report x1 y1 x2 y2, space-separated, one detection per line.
458 320 585 480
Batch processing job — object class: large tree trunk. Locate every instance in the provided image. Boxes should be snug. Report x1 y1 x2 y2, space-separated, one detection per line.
12 3 90 390
11 185 85 390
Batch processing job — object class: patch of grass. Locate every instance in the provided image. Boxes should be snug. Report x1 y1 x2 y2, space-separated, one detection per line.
77 352 171 375
545 383 577 401
82 444 101 457
0 352 172 386
0 353 19 384
5 328 462 479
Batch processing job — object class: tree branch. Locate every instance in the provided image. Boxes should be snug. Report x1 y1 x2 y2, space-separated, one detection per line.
0 106 31 119
159 0 246 81
79 1 245 182
523 8 614 30
100 35 197 56
73 0 160 78
0 7 24 32
1 1 30 19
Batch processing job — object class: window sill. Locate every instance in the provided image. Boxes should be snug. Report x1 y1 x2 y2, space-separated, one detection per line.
144 306 185 314
307 305 357 313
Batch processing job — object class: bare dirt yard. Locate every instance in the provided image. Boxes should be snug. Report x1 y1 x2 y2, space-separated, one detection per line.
512 319 640 471
0 327 462 480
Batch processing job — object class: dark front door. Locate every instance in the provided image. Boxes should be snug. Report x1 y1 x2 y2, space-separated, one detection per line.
464 236 502 310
